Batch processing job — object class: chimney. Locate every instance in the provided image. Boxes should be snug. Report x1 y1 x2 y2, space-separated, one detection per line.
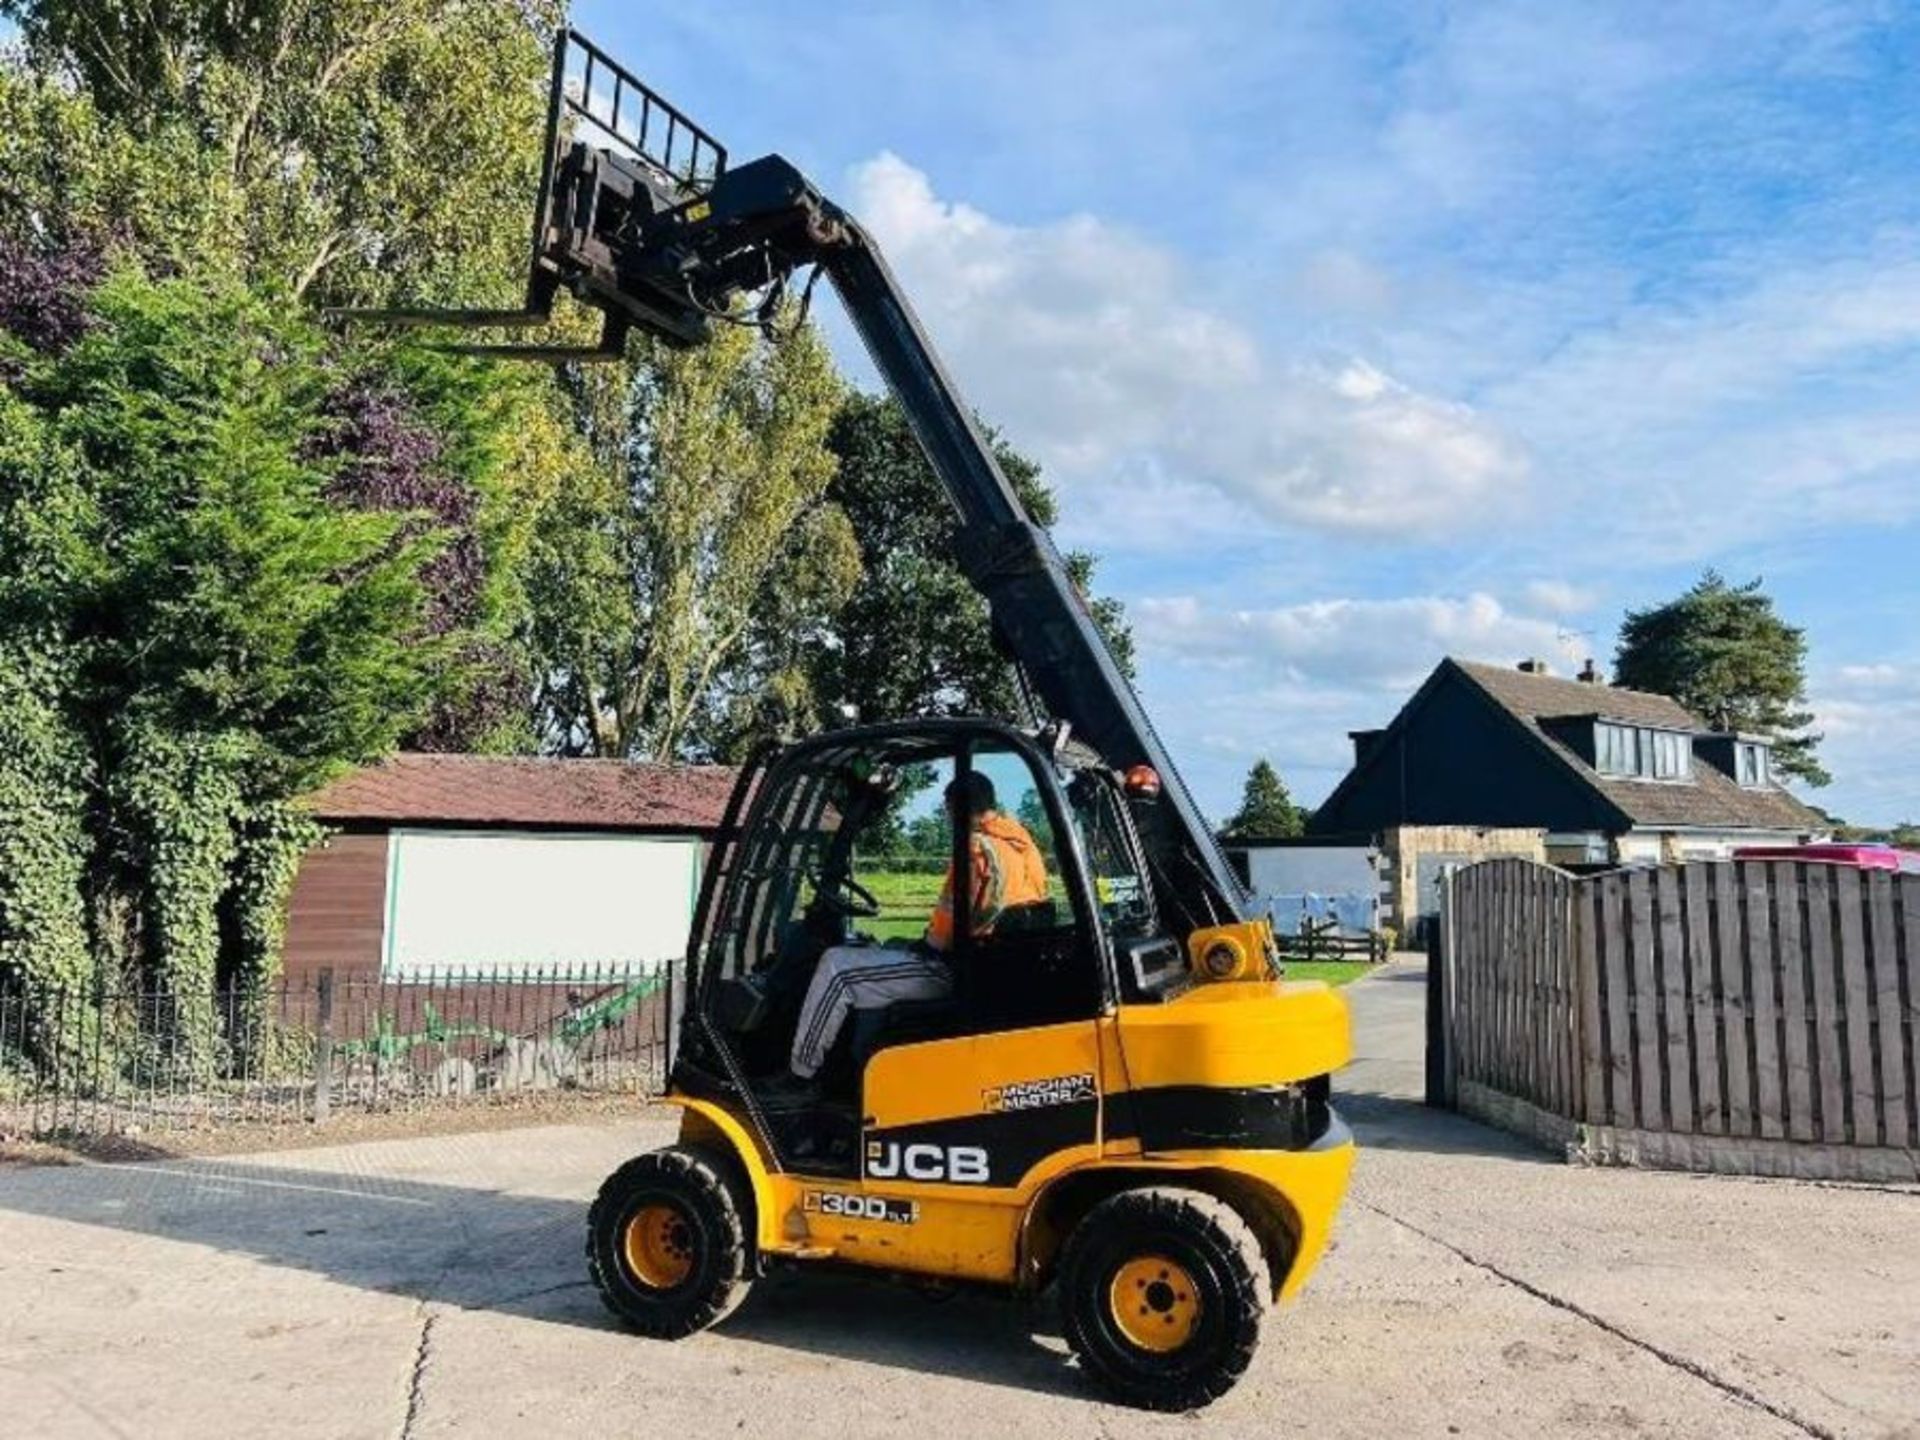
1517 657 1549 675
1577 658 1603 684
1349 729 1386 767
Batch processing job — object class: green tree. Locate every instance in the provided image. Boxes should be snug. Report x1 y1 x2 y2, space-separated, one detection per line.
0 648 94 1061
1222 759 1306 839
903 812 951 860
814 392 1134 727
1014 786 1062 863
33 271 547 790
527 315 858 760
0 0 578 754
0 0 577 1060
1826 817 1920 848
1 0 558 306
1614 571 1828 787
0 262 551 1056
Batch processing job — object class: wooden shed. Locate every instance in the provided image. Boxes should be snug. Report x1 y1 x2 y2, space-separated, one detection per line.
283 754 736 984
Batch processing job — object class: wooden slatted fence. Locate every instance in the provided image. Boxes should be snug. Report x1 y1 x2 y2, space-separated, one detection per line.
1439 858 1919 1173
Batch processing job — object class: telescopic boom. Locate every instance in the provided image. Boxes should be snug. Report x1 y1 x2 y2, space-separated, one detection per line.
350 31 1249 931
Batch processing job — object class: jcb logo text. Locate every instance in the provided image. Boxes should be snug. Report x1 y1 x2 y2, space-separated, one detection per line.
864 1141 990 1184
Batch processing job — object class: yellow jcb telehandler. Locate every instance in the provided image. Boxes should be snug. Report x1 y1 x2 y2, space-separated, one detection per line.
357 31 1355 1410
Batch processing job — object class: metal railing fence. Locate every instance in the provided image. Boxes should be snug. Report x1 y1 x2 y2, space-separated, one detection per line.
0 962 675 1138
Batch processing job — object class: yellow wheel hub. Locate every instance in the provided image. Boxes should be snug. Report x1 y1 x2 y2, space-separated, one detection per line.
622 1203 696 1290
1110 1254 1201 1352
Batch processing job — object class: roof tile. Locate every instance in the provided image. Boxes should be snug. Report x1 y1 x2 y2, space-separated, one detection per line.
1452 660 1822 833
303 754 737 832
1455 659 1702 728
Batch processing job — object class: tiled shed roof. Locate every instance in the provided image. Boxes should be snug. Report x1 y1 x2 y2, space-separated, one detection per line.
304 753 737 833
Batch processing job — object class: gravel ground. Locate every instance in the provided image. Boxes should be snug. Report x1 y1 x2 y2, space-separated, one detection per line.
0 960 1914 1439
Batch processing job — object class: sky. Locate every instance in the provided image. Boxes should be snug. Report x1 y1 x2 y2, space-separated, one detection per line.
584 1 1920 825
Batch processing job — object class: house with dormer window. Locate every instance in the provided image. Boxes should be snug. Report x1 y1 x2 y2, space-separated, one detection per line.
1311 657 1824 872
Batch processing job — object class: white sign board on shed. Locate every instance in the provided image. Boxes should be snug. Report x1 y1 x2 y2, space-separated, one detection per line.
1244 845 1377 899
383 829 697 976
1235 843 1382 938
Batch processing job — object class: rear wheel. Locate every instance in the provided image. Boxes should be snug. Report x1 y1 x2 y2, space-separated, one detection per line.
587 1146 752 1338
1059 1187 1271 1411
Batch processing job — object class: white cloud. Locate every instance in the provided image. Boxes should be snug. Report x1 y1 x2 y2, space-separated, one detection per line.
1129 589 1584 812
843 153 1528 540
1135 591 1580 691
1521 579 1600 616
1473 240 1920 560
1810 661 1920 824
1836 663 1903 687
1296 249 1396 317
1493 247 1920 440
714 7 1920 825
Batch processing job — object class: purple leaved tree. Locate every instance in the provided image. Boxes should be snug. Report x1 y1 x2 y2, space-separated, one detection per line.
315 380 523 750
0 231 103 359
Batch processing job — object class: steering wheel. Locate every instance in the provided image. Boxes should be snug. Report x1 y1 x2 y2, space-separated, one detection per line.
810 869 882 919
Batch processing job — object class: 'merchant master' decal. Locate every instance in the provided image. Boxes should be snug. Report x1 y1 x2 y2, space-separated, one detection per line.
983 1072 1097 1113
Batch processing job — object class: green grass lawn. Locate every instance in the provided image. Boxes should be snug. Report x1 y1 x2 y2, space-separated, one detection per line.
1280 960 1372 987
860 868 1375 989
860 868 946 941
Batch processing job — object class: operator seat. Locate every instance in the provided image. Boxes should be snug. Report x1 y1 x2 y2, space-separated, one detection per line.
850 994 960 1070
848 899 1071 1069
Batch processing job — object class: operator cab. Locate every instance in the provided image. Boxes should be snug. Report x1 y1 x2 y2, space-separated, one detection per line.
679 719 1177 1174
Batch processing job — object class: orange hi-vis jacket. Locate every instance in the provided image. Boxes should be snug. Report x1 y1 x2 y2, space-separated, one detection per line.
926 812 1049 952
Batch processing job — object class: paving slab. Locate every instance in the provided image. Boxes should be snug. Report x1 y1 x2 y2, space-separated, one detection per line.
0 962 1912 1438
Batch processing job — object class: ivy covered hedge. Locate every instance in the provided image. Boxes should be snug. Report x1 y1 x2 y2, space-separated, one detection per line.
0 2 586 1071
0 239 569 1067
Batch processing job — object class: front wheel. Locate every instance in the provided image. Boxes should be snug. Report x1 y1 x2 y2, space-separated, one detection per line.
587 1146 752 1338
1058 1187 1272 1411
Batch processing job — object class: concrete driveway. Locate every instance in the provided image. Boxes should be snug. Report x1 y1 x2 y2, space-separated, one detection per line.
2 962 1915 1439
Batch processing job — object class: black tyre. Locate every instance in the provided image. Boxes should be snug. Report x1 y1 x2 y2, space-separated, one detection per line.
1058 1186 1272 1411
587 1145 752 1338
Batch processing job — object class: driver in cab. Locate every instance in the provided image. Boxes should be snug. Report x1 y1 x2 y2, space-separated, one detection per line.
782 771 1047 1089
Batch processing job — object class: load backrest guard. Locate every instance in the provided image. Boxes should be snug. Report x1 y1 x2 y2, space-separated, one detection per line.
332 29 730 358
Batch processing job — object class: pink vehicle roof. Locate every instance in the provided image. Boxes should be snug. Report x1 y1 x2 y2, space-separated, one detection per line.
1732 843 1920 873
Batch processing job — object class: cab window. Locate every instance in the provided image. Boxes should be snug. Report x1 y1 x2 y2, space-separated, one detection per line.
967 745 1075 939
850 757 955 945
1066 772 1155 939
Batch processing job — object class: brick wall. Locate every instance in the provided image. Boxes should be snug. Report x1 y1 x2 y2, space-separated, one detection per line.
1383 824 1546 934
